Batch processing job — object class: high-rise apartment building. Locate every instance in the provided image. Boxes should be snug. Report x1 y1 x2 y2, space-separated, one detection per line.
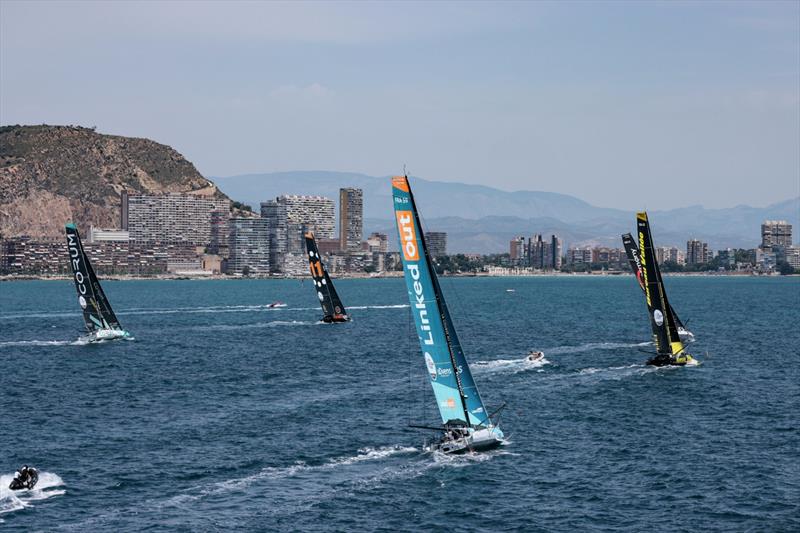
528 234 545 269
545 235 563 270
123 192 230 246
425 232 447 258
260 195 335 275
510 237 525 264
761 220 793 249
339 188 363 251
227 218 270 275
686 239 708 265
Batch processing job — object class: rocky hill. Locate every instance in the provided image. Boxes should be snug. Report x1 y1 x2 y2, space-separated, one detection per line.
0 125 230 238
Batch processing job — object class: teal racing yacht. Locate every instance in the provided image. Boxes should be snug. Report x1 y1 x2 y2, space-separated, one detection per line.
65 223 131 341
392 175 505 453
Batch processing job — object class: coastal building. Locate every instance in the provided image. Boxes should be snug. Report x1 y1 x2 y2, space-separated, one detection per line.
567 247 592 265
761 220 793 249
89 227 130 242
260 195 335 275
227 217 270 276
0 236 196 276
510 237 525 264
366 232 389 253
339 188 363 252
717 248 736 268
528 234 545 269
425 232 447 258
545 235 563 270
122 192 231 246
785 246 800 271
686 239 708 265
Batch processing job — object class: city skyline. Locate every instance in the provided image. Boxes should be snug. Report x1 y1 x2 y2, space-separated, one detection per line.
2 1 798 211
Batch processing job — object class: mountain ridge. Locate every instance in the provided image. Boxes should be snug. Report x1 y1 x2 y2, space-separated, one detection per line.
213 171 799 253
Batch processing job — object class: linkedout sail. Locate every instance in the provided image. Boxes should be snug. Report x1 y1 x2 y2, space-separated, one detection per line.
636 213 684 357
65 223 122 332
392 176 490 428
622 232 685 330
304 231 347 321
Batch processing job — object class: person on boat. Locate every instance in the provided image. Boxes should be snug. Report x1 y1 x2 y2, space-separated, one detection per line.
527 351 544 361
12 465 36 489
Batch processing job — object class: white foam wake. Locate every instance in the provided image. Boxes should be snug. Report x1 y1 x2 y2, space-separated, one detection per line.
346 304 409 310
199 320 315 331
544 341 651 355
0 472 66 521
159 445 418 508
0 339 89 347
472 356 551 375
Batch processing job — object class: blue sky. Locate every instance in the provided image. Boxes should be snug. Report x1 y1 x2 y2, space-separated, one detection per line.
1 0 798 210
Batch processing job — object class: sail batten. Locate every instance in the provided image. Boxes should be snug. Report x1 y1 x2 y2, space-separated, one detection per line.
392 176 490 428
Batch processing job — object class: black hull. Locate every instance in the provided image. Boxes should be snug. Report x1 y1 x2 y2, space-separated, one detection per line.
647 356 689 367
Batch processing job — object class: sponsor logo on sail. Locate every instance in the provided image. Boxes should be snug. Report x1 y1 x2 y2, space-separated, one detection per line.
447 398 456 409
395 211 419 261
425 353 437 381
638 231 651 306
437 367 452 378
654 309 664 326
78 295 87 309
67 232 89 298
406 263 434 346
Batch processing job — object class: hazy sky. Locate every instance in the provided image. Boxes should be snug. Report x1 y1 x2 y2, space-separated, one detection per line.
1 0 798 210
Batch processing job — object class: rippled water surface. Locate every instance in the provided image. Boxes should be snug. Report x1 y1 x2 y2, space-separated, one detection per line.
1 276 798 531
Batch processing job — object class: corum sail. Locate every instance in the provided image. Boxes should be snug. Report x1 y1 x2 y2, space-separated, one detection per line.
635 213 696 366
65 223 129 341
304 231 349 323
622 232 691 337
392 175 504 453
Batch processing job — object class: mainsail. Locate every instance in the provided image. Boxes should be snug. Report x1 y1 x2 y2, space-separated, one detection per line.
622 232 685 330
304 231 348 321
65 223 122 333
635 213 685 359
392 176 490 428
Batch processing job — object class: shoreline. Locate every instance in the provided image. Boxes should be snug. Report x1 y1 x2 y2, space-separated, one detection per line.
2 271 793 282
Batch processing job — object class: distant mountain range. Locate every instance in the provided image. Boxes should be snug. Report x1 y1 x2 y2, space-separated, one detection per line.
213 171 799 253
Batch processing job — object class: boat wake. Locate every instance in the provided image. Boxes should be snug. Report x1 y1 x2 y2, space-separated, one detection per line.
347 304 409 310
198 320 315 331
575 363 667 381
0 338 90 347
472 356 551 375
158 445 419 508
544 341 651 356
0 472 65 522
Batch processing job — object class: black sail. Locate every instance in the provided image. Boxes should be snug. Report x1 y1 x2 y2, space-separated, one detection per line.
304 231 347 321
635 213 684 357
65 223 122 332
622 232 685 330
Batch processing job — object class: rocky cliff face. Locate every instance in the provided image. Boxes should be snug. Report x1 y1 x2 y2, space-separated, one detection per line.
0 125 229 237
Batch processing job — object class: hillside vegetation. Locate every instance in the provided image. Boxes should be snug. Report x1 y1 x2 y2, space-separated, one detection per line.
0 125 229 237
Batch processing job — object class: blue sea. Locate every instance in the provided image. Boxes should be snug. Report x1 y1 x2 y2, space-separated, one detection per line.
1 276 798 531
